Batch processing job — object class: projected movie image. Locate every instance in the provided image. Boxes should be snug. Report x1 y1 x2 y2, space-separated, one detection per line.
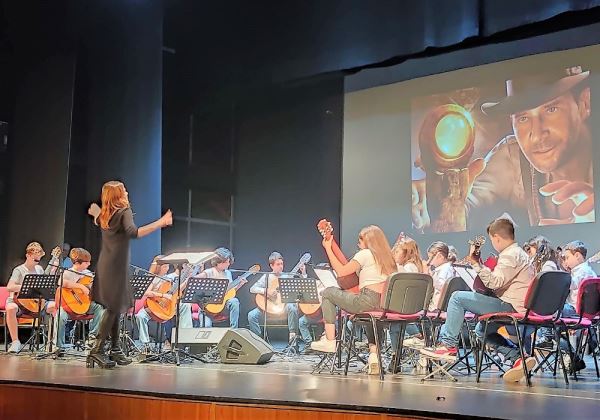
411 66 594 233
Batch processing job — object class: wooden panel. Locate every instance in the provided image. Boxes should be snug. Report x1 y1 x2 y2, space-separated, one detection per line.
0 385 429 420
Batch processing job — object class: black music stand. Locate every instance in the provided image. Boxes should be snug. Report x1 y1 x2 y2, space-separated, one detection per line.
152 252 216 365
182 277 228 325
17 274 57 353
279 277 319 356
176 277 228 361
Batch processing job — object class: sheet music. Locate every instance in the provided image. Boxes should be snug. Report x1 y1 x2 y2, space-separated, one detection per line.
158 252 217 265
454 266 477 291
314 268 340 289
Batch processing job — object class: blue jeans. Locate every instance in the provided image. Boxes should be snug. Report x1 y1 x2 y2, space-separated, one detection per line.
389 323 420 351
197 298 240 328
439 291 514 348
247 303 302 337
55 302 104 348
147 303 193 343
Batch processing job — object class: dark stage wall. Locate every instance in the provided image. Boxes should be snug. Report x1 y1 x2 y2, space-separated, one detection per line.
233 77 344 310
65 1 164 270
3 53 75 278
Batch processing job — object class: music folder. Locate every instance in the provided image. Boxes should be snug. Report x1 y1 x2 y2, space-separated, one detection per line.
157 251 217 266
313 268 340 289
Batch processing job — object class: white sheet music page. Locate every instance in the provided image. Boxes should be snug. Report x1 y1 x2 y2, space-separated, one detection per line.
159 252 217 265
454 266 477 291
314 268 341 289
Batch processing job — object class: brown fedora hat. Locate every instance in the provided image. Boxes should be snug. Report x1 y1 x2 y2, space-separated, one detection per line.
481 66 589 116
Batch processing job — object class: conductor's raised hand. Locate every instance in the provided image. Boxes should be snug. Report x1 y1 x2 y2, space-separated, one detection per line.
88 203 101 219
161 210 173 227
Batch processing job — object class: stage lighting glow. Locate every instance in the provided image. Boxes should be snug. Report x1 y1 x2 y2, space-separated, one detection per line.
435 113 470 158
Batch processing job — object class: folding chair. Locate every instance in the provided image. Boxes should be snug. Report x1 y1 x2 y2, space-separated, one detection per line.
1 287 37 351
555 277 600 381
425 277 475 375
476 271 571 387
345 273 433 380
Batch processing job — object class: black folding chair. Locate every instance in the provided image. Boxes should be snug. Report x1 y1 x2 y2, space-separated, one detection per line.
346 273 433 380
476 271 571 387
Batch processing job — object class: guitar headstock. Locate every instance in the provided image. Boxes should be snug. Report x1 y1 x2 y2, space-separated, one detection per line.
317 219 333 240
467 235 486 259
51 246 62 259
299 252 312 265
239 264 261 285
587 250 600 264
468 235 486 248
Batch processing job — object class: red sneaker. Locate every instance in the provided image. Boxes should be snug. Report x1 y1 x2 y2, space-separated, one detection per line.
503 357 536 383
420 346 457 361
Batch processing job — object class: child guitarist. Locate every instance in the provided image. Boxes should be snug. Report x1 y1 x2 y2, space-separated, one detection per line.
5 242 59 353
196 247 239 328
248 251 308 345
135 255 193 352
54 248 105 353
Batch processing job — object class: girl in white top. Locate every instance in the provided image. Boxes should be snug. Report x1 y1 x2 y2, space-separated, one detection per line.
427 242 457 311
389 235 427 353
392 234 425 274
311 225 396 375
524 235 559 273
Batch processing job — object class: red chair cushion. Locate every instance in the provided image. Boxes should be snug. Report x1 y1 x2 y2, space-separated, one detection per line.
355 310 423 321
559 317 592 327
478 312 554 323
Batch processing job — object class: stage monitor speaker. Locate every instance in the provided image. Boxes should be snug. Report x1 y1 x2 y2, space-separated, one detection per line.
217 328 274 364
172 328 231 354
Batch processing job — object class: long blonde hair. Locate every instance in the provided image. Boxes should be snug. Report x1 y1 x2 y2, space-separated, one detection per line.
98 181 130 230
359 225 396 276
391 235 424 273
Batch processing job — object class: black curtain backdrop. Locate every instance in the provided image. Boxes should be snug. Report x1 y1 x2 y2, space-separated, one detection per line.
72 1 164 269
2 53 76 278
233 77 343 314
165 0 600 108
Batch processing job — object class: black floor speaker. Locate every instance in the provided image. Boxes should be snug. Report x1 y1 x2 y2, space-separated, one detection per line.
217 328 274 364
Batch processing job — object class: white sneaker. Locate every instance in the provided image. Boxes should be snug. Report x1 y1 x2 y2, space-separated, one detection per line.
403 336 425 348
367 353 380 375
8 340 22 353
310 337 336 353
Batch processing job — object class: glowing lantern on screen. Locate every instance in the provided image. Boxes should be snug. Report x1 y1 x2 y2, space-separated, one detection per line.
419 104 475 171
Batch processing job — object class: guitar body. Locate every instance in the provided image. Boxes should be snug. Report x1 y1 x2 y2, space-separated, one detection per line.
145 281 179 322
14 296 46 316
317 219 360 293
56 275 93 316
255 276 287 315
204 264 259 315
298 280 325 315
205 288 236 315
14 245 61 316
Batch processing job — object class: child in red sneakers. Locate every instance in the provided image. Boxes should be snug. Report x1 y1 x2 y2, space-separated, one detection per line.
421 217 536 382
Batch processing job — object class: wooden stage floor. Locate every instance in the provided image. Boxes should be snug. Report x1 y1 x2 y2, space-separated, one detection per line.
0 351 599 419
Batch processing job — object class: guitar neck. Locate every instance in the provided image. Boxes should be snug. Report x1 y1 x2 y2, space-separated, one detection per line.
230 272 251 291
329 237 349 264
289 262 302 275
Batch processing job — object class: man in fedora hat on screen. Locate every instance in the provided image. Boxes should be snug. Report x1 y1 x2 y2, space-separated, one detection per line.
418 66 594 229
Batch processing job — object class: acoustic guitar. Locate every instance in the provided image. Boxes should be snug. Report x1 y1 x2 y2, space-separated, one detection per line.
205 264 260 315
56 274 94 316
145 263 202 322
255 253 311 315
317 219 359 292
14 246 61 315
298 277 326 316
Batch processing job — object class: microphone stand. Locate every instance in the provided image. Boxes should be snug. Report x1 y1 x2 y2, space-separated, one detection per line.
37 258 65 359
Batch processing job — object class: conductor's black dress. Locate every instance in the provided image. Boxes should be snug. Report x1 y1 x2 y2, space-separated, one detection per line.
93 207 139 313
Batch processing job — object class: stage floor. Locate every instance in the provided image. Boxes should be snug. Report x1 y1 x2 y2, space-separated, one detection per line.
1 349 599 420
